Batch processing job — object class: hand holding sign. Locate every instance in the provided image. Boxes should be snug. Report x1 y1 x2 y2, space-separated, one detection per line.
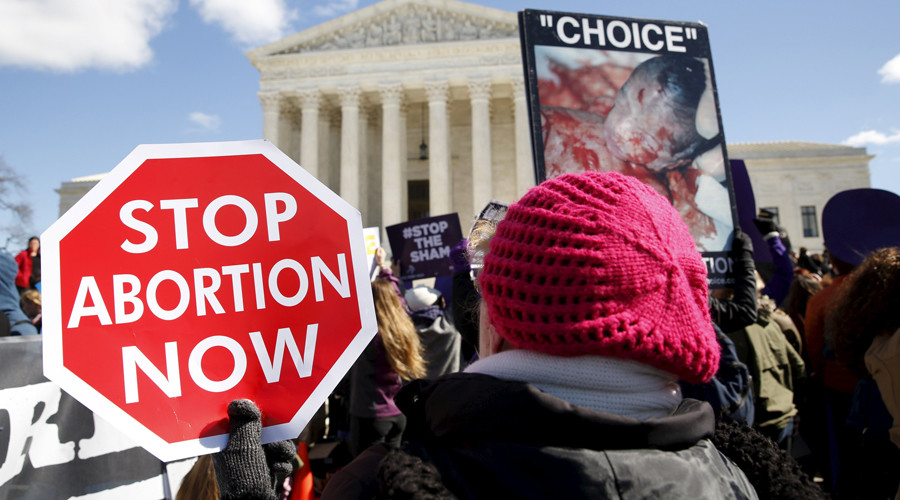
212 399 295 500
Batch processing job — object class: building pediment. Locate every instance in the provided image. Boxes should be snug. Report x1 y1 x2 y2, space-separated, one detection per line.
248 0 517 59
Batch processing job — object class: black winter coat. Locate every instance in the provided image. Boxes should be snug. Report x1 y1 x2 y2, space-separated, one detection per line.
323 373 758 499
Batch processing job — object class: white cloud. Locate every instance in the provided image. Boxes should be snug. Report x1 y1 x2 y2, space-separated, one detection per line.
312 0 358 18
844 129 900 147
189 0 297 47
0 0 177 72
188 111 221 131
879 54 900 84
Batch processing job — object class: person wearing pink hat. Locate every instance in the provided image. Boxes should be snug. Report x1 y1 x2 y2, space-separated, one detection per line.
320 171 764 499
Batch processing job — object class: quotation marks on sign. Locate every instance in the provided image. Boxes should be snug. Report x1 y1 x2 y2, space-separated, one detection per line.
536 13 695 53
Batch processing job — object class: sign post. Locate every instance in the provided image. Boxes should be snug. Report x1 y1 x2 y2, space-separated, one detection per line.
41 140 376 462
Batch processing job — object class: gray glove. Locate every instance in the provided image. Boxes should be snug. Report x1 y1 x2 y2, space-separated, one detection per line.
212 399 296 500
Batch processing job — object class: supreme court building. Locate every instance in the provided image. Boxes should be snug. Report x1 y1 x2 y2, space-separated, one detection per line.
57 0 872 253
247 0 532 232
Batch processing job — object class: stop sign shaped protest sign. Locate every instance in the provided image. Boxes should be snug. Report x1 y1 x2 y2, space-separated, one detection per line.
41 140 376 461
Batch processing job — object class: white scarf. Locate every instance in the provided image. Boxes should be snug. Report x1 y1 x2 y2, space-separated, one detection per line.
465 350 683 420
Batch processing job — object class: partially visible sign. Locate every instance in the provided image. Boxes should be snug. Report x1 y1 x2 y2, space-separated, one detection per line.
519 9 739 287
385 214 463 281
0 336 195 499
468 200 509 270
363 227 381 280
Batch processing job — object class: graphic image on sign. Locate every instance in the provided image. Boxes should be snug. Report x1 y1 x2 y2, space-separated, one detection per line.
519 9 739 287
41 140 376 462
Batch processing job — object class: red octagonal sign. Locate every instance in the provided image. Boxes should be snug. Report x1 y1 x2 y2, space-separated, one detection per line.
41 141 376 461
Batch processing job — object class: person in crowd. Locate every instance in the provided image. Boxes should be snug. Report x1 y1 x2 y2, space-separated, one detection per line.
685 230 757 425
14 236 40 294
805 187 900 495
708 229 758 332
405 284 461 380
212 172 822 499
347 275 426 457
796 247 820 276
827 247 900 499
19 288 41 332
780 269 824 479
177 455 219 500
680 324 755 425
451 208 508 366
753 213 794 306
759 272 804 357
727 279 806 452
323 171 760 498
780 270 822 357
0 310 10 337
450 238 480 364
1 252 38 336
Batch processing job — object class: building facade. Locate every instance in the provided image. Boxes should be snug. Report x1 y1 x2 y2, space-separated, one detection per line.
57 0 873 257
247 0 530 231
728 142 872 254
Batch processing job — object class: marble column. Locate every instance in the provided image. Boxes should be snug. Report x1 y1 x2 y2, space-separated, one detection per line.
298 88 321 179
260 93 281 147
512 80 534 197
469 79 493 215
399 103 409 221
380 84 404 229
279 104 300 162
338 86 361 209
358 100 370 219
425 81 450 217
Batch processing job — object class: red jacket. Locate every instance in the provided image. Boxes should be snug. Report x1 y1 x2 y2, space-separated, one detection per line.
14 249 33 288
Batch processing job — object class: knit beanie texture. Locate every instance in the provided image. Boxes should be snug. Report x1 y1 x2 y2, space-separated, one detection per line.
478 171 719 383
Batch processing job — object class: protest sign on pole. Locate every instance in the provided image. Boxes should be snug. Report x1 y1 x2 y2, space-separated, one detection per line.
519 9 739 287
40 140 377 462
385 214 463 281
468 200 509 270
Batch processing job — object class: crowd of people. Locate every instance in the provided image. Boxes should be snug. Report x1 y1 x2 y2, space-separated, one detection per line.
1 235 42 336
3 170 898 499
204 172 900 500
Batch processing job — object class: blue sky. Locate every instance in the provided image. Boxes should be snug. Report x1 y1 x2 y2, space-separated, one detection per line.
1 0 898 248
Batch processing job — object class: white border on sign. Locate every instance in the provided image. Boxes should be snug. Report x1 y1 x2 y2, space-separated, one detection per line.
41 140 378 462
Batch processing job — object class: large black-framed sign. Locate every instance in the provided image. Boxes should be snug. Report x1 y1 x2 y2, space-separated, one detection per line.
520 9 739 287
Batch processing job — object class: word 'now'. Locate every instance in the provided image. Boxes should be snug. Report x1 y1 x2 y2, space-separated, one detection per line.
123 326 317 403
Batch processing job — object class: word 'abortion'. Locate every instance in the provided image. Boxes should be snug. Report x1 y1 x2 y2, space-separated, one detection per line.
67 192 351 327
542 15 700 52
67 257 349 327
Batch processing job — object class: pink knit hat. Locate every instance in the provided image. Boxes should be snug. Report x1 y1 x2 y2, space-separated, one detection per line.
479 171 719 383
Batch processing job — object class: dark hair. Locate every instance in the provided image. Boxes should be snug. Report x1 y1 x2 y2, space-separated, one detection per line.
828 247 900 377
781 273 822 319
